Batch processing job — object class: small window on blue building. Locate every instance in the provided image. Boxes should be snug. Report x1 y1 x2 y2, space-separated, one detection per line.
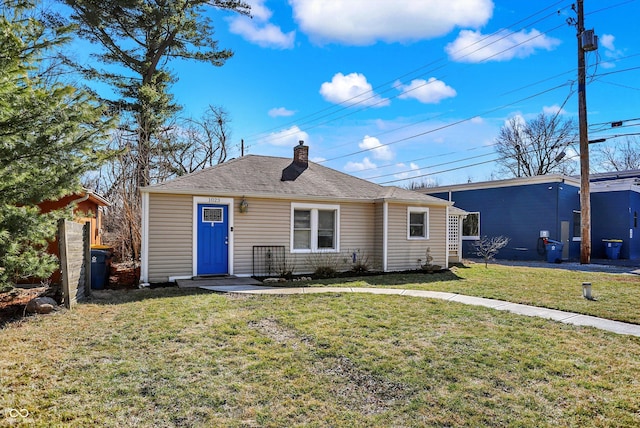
462 212 480 240
572 210 581 240
635 211 638 228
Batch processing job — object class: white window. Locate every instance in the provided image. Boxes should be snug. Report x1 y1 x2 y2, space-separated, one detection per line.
407 207 429 240
291 203 340 252
202 207 223 223
462 212 480 240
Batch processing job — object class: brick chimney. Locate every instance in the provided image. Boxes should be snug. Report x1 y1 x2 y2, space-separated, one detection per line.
293 140 308 167
281 141 309 181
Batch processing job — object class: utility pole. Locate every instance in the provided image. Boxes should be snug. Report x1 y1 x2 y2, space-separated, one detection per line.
575 0 596 264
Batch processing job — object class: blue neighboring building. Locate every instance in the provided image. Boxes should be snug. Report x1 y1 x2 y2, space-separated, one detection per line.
590 170 640 260
425 171 640 261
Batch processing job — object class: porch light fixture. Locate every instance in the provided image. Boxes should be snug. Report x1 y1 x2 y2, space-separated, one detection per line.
239 197 248 213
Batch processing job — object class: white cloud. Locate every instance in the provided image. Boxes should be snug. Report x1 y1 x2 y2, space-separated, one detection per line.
393 162 423 181
599 34 624 68
359 135 394 161
446 29 561 63
396 78 457 104
543 104 566 116
506 114 527 128
261 125 309 147
320 72 389 107
344 157 377 172
470 116 484 124
600 34 615 51
290 0 493 45
268 107 296 117
227 0 295 49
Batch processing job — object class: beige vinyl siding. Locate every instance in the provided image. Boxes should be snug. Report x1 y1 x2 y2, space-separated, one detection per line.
147 193 193 282
145 193 447 280
386 203 447 271
338 201 378 271
233 198 378 275
232 198 291 275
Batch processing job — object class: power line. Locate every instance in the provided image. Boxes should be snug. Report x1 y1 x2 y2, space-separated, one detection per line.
242 1 574 149
240 0 638 178
379 157 502 185
321 58 640 165
375 131 640 187
319 82 571 163
590 116 640 127
352 142 499 175
362 151 498 181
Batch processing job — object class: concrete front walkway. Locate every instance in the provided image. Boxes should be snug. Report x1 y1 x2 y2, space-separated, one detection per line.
199 284 640 338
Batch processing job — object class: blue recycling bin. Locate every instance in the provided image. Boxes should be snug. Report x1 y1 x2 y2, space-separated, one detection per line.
603 240 622 260
91 249 110 289
545 240 564 263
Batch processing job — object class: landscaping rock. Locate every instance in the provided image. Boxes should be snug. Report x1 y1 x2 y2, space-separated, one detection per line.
25 297 58 314
263 277 287 284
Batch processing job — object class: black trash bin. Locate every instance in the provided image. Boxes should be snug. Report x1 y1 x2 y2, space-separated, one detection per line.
603 239 623 260
545 240 564 263
91 249 110 289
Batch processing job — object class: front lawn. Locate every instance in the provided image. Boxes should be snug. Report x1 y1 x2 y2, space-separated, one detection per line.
314 263 640 324
1 273 639 426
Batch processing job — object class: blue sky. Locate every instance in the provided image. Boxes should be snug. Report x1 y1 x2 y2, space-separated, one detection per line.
165 1 639 186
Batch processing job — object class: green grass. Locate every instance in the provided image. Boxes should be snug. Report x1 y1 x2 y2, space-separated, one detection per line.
314 263 640 324
1 265 639 427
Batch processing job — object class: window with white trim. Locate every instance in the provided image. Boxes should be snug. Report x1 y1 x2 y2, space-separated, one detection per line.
407 207 429 239
291 203 339 252
462 212 480 240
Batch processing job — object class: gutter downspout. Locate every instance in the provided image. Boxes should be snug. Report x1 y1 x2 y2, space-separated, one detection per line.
65 193 90 210
383 201 388 272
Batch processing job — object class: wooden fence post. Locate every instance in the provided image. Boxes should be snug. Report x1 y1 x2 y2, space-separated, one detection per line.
84 221 91 298
58 219 90 309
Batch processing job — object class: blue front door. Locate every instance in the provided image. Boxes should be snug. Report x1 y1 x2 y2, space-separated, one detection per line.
197 204 229 275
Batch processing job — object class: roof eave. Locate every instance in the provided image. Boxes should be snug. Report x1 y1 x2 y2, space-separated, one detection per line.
141 187 453 205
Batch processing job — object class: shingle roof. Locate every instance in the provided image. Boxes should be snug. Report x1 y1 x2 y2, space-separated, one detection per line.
142 154 450 205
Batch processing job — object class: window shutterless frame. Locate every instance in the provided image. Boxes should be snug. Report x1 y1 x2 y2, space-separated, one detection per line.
407 207 429 240
291 203 340 253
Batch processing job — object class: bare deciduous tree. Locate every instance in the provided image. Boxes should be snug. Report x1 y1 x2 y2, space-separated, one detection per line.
593 137 640 171
472 236 510 268
157 105 231 180
92 106 232 261
496 113 577 177
405 178 440 191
